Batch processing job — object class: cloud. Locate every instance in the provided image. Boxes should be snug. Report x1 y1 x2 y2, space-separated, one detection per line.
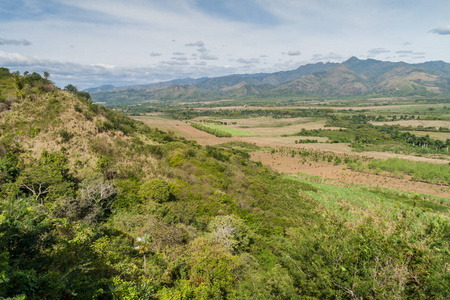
185 41 205 47
287 50 301 56
161 60 190 66
236 58 260 64
311 53 343 61
395 50 426 57
197 46 209 53
149 52 162 57
430 25 450 35
0 50 237 89
173 52 185 56
368 48 390 55
0 38 32 46
171 56 188 61
199 53 218 60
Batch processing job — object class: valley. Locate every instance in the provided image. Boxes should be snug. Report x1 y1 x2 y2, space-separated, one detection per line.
1 65 449 299
133 100 449 199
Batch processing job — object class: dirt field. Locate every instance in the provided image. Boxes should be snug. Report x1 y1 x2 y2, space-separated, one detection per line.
134 114 449 198
134 115 449 163
251 151 450 198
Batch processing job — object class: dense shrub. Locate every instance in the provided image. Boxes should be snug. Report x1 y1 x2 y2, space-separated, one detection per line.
138 179 172 203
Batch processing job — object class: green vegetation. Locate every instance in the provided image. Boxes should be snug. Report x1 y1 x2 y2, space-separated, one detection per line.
349 157 450 185
290 114 450 155
191 122 232 137
194 122 256 137
0 68 449 299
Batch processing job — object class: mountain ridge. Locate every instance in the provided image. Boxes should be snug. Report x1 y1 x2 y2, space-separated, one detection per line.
89 57 450 104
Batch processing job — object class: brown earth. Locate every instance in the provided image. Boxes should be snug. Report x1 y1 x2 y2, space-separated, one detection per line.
134 115 449 197
251 151 450 198
134 115 449 164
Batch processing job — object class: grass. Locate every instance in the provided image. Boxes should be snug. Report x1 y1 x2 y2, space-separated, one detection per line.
286 174 450 224
367 157 450 185
193 123 257 137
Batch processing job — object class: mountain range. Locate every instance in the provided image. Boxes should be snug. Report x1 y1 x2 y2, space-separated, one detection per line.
89 57 450 104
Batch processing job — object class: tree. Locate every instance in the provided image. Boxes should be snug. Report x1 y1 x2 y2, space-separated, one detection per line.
135 233 152 270
208 215 251 253
138 179 172 203
64 84 78 93
17 150 74 204
43 71 50 80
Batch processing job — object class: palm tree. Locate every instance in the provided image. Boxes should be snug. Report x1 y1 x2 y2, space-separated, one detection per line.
135 233 152 270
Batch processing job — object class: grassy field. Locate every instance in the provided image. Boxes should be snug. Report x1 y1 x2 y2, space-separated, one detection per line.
192 122 257 137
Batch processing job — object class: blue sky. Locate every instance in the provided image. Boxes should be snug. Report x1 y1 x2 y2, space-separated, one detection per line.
0 0 449 89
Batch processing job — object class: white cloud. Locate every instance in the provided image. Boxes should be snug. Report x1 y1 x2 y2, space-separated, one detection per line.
236 58 260 64
199 53 218 60
311 53 343 62
287 50 301 56
149 52 162 57
368 48 390 55
171 56 188 61
430 25 450 35
185 41 205 47
0 38 32 46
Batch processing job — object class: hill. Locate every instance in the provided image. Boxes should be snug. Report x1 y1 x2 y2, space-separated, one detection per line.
91 57 450 105
0 68 449 298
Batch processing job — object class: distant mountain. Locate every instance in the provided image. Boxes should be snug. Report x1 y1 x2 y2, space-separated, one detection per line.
275 64 370 96
91 57 450 104
85 78 204 93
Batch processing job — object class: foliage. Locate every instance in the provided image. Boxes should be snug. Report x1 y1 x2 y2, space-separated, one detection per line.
366 158 450 184
138 179 173 203
208 215 251 253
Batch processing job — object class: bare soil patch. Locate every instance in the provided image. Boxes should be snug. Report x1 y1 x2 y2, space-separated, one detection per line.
251 151 450 198
134 115 449 163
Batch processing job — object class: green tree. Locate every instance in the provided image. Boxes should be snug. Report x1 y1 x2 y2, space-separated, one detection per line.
64 84 78 93
138 179 172 203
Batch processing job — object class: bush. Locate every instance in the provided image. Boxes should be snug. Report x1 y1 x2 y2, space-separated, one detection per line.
138 179 172 203
208 215 251 253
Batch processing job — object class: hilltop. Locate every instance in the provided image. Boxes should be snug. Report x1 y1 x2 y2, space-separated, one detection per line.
90 57 450 105
0 68 449 299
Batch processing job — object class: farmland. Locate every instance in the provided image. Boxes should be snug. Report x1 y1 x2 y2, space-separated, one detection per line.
133 99 450 199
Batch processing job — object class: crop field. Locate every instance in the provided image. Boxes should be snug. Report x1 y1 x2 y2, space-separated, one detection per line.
192 122 257 137
132 100 450 201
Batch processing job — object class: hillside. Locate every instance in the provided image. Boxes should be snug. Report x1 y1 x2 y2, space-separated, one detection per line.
0 68 449 299
91 57 450 105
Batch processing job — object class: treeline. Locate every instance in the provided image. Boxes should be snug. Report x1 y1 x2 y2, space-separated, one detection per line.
164 107 334 120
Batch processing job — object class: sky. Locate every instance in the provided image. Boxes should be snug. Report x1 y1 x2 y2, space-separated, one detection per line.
0 0 449 89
